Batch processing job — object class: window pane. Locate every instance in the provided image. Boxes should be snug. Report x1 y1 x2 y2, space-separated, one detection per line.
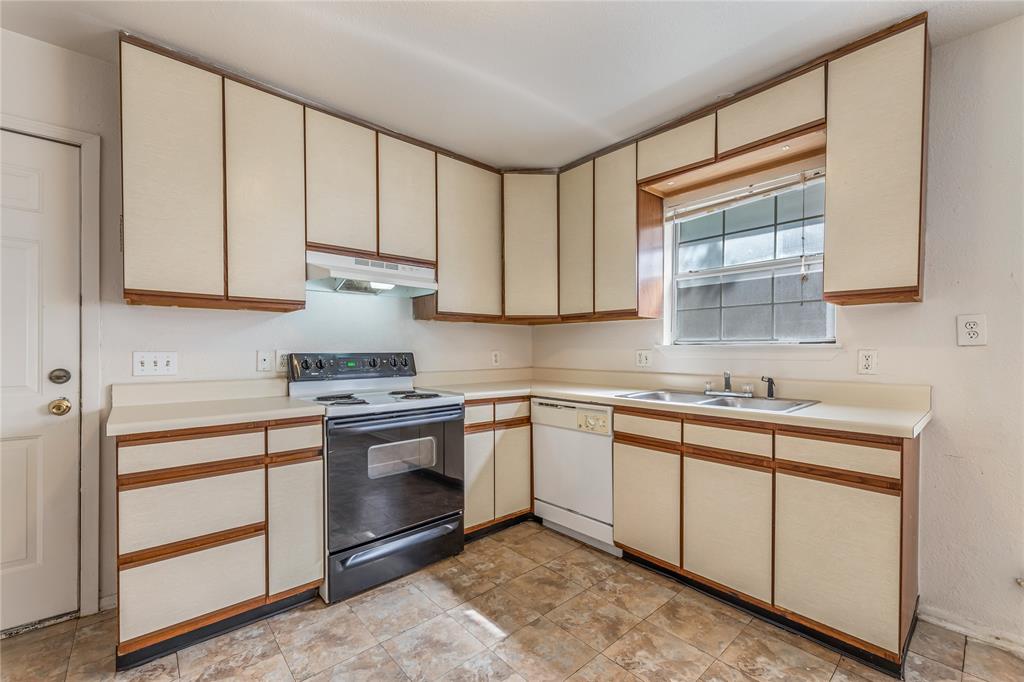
804 180 825 217
776 187 804 223
724 226 773 266
774 269 824 303
803 216 824 255
724 196 774 233
722 272 772 307
679 237 723 272
723 304 772 340
775 220 804 258
775 301 828 340
678 213 723 242
678 307 721 341
677 278 721 310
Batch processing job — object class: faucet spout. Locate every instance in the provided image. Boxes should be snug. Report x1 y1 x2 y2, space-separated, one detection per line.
723 371 732 392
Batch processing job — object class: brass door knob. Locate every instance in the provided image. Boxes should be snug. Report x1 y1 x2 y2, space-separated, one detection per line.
48 398 72 416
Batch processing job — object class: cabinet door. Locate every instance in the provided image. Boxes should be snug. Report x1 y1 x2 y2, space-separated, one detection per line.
683 457 771 603
775 472 901 652
378 135 436 263
637 114 716 181
717 67 825 154
612 441 679 566
268 459 324 596
558 162 594 316
824 25 926 300
120 42 224 298
464 430 495 528
225 80 306 303
494 425 531 518
503 174 558 317
305 109 377 254
594 144 638 313
437 156 503 316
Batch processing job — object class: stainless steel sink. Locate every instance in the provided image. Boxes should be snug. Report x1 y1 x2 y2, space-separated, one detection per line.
620 390 712 404
699 396 817 413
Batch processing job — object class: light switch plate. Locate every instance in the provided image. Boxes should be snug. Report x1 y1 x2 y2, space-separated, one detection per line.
133 351 177 376
857 349 878 375
635 350 652 368
957 314 987 346
257 350 274 372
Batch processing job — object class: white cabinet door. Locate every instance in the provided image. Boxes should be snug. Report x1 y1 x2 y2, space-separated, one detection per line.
121 42 224 297
494 425 531 518
465 430 495 528
225 80 306 303
612 442 680 566
268 459 324 596
305 108 377 254
558 162 594 316
503 174 558 317
637 114 716 181
775 473 901 652
594 144 638 313
437 156 503 316
717 67 825 154
683 457 772 602
824 25 926 298
378 135 436 263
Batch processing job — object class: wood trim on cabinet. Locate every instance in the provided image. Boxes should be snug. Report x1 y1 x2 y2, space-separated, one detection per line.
412 294 509 323
464 422 496 435
267 579 323 604
464 398 497 406
900 436 920 649
116 595 268 656
774 604 901 663
775 459 901 495
465 509 531 534
715 119 826 162
492 396 530 404
266 450 323 467
116 423 264 446
614 542 680 573
637 188 665 319
265 415 323 428
124 290 304 312
683 445 773 472
117 456 266 491
775 428 903 450
305 242 378 260
651 145 826 200
613 405 684 422
117 522 266 570
636 155 717 186
613 434 682 456
493 417 531 430
684 415 774 435
678 567 776 613
823 286 922 306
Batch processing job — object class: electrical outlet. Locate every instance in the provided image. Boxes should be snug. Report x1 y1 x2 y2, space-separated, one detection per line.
635 350 652 368
132 351 177 376
257 350 274 372
275 350 290 373
957 314 988 346
857 349 878 375
490 350 501 367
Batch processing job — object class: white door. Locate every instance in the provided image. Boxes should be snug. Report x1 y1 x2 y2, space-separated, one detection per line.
1 130 81 629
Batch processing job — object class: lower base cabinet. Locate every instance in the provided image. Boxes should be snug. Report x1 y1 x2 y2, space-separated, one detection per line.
464 402 532 532
494 425 531 517
268 458 324 596
612 441 680 566
464 430 496 528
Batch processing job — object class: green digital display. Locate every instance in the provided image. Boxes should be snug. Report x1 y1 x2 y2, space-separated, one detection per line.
346 361 357 367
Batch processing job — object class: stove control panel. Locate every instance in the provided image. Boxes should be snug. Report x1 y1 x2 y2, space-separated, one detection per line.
289 352 416 381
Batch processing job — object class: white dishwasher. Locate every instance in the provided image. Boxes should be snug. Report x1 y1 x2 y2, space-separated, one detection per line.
531 398 614 546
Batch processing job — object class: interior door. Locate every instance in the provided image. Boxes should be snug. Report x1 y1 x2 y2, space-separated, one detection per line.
1 130 81 629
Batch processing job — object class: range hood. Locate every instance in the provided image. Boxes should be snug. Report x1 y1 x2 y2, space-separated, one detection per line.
306 251 437 297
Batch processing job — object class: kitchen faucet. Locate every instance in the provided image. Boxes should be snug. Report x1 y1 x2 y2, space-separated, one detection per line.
704 370 754 398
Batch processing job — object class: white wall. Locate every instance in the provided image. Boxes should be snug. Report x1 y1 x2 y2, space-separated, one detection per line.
535 16 1024 650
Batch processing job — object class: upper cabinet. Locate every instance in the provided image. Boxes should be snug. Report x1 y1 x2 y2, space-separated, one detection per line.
637 114 716 181
717 66 826 156
224 80 306 305
121 43 225 301
304 109 377 256
824 24 927 304
594 144 638 314
503 173 559 318
558 161 595 317
378 135 437 264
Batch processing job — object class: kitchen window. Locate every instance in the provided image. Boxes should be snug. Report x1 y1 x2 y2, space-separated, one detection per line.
668 170 835 345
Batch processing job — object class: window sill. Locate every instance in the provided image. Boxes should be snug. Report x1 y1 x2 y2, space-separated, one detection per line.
656 342 842 361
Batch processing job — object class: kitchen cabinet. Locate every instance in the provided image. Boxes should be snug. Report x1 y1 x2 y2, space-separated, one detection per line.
120 41 225 301
612 440 680 566
558 161 594 317
224 80 306 305
304 108 377 256
464 429 496 529
494 424 532 518
268 459 324 597
824 23 928 304
503 173 559 318
636 114 716 181
463 397 532 532
594 144 639 314
378 135 437 264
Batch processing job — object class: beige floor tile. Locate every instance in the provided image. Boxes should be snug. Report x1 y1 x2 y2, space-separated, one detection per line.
183 651 293 682
719 629 836 682
620 563 684 593
65 653 179 682
306 646 407 681
742 619 840 666
604 620 714 682
647 588 748 657
274 603 378 680
2 618 77 651
545 546 625 588
501 566 586 614
177 622 278 679
439 650 525 681
963 639 1024 682
447 587 543 648
347 582 443 640
492 617 597 681
910 622 967 671
412 558 498 610
699 660 760 682
961 676 986 682
834 656 896 682
68 613 119 669
269 600 350 637
382 614 485 681
546 591 641 652
456 544 539 585
500 530 580 564
568 655 638 681
490 522 545 546
589 568 677 619
0 629 75 682
903 652 963 682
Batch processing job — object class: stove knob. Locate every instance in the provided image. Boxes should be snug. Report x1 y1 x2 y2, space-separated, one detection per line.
300 358 311 370
400 356 409 368
315 359 325 370
367 357 379 368
388 356 398 368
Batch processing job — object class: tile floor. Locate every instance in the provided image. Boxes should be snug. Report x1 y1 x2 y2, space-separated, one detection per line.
2 522 1023 681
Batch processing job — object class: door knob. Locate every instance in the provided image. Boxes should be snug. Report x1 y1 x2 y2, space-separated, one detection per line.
48 398 72 416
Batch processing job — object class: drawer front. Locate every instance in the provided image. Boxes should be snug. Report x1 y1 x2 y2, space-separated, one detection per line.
685 422 772 458
267 423 322 454
465 403 494 426
494 399 530 422
119 535 266 643
776 433 900 479
613 412 681 444
119 468 265 554
118 430 265 475
717 66 825 153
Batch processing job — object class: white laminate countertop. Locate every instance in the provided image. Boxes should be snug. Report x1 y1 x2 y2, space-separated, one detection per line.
418 380 932 438
106 396 324 437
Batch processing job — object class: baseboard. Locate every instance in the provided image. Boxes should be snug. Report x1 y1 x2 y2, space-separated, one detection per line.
916 605 1024 658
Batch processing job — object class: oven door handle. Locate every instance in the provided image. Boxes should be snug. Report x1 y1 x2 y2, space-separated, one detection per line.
340 519 462 569
329 411 462 434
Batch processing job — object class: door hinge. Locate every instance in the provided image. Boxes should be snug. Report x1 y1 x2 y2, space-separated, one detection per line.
119 215 124 252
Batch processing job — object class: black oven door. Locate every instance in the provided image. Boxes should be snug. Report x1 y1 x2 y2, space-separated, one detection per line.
326 404 464 554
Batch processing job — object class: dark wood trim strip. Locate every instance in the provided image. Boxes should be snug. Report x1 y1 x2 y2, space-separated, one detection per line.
116 595 267 655
465 398 497 406
465 509 531 534
265 415 322 429
824 286 921 306
118 456 266 491
774 605 901 663
636 154 717 185
613 542 679 573
776 428 902 450
683 445 773 471
492 396 530 404
118 523 266 570
464 422 495 435
493 417 531 430
613 434 682 456
268 579 322 604
776 460 901 495
266 450 323 467
656 146 826 200
677 568 775 612
125 289 305 312
685 415 775 435
716 119 827 161
117 424 263 446
614 405 685 422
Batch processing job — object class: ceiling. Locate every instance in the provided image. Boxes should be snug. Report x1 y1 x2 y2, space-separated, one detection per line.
2 1 1021 168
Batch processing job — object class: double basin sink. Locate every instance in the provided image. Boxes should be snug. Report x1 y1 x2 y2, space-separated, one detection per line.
620 390 816 414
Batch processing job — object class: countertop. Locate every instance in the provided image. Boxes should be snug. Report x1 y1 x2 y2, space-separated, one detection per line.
418 380 932 438
106 395 325 437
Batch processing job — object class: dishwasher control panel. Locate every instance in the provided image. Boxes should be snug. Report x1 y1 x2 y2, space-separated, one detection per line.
576 409 609 434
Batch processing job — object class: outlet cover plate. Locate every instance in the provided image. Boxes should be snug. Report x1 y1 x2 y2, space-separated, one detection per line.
275 350 290 373
635 350 652 368
956 314 987 346
490 350 501 367
257 350 274 372
857 349 878 375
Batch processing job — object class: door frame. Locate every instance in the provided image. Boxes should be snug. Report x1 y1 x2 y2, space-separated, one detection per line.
2 113 102 617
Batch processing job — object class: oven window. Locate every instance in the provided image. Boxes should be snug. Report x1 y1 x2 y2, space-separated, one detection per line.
367 436 437 479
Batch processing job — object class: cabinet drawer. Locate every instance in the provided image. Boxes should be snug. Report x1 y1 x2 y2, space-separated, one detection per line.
119 468 265 554
494 399 530 422
465 403 494 426
118 429 265 475
684 422 772 458
776 433 900 479
267 423 322 454
613 412 681 444
119 534 266 643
